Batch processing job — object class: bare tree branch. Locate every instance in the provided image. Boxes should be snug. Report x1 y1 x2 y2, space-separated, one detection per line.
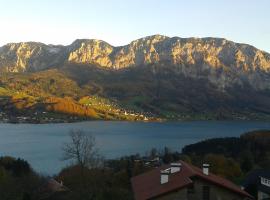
62 129 103 169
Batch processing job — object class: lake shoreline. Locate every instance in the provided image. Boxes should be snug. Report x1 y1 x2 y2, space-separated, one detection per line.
1 120 270 174
1 115 270 125
0 117 164 124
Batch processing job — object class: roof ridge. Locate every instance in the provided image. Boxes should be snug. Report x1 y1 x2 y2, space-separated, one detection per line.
182 161 253 198
180 160 198 175
131 160 254 200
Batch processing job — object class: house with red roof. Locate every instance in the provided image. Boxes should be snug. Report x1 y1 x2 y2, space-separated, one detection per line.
131 161 253 200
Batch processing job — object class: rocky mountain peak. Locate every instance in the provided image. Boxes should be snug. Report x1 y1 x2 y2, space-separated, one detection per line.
130 34 169 46
0 42 66 72
0 35 270 90
68 39 114 67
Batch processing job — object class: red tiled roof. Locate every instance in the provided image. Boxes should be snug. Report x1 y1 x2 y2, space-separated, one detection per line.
131 161 253 200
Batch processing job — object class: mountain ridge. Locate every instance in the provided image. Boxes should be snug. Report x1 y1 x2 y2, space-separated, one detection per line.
1 34 270 91
1 35 270 66
2 34 269 53
1 35 270 122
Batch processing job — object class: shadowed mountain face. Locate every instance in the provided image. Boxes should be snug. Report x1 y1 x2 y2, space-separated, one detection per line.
1 35 270 120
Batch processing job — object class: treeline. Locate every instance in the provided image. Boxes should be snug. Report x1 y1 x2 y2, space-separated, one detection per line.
182 130 270 180
1 96 99 119
45 147 188 200
0 156 44 200
0 155 135 200
45 97 98 118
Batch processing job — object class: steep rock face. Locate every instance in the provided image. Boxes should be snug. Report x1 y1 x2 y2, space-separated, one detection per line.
112 35 169 68
0 42 66 72
53 35 270 90
66 35 169 68
0 35 270 90
67 39 113 67
83 35 270 73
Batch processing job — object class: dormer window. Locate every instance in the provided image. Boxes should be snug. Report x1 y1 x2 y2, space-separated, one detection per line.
261 177 270 187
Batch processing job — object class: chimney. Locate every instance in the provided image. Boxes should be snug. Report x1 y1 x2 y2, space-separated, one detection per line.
203 164 210 175
160 169 170 184
170 163 182 173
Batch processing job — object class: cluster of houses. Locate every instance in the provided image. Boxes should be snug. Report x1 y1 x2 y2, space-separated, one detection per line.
123 111 150 121
82 96 152 121
0 111 9 122
0 110 78 123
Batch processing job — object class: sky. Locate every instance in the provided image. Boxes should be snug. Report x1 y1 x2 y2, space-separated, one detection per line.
0 0 270 52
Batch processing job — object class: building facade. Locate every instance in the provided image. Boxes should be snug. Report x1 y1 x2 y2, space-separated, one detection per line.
132 161 253 200
242 170 270 200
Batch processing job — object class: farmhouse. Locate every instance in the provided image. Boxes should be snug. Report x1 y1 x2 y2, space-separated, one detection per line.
131 161 253 200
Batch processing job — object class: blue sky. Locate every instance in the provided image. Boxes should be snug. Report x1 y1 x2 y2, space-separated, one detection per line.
1 0 269 52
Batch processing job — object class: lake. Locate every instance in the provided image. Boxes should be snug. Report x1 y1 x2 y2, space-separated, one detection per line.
0 121 270 175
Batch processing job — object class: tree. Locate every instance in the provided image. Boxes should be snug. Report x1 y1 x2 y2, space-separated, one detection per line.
163 147 173 164
62 129 103 197
204 154 242 180
150 148 158 159
62 129 103 169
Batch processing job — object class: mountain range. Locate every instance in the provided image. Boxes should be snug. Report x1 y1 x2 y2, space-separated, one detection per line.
1 35 270 121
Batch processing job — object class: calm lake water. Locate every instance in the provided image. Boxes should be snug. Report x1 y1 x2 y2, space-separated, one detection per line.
0 121 270 175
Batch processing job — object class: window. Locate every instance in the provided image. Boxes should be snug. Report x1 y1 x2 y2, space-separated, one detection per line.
261 177 270 187
202 186 210 200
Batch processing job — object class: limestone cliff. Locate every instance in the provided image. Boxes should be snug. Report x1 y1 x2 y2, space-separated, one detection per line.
68 39 113 67
1 35 270 90
0 42 66 72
